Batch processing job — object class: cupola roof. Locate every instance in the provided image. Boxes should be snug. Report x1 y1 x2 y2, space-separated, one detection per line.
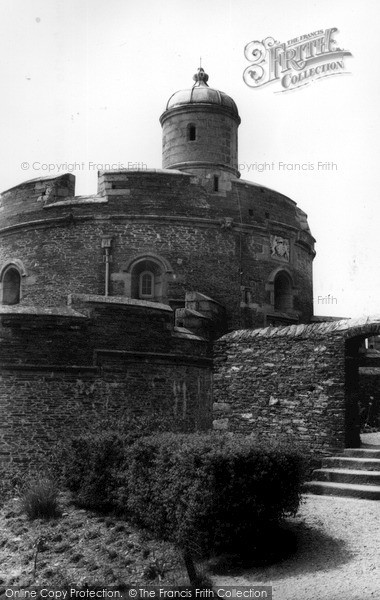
165 68 239 117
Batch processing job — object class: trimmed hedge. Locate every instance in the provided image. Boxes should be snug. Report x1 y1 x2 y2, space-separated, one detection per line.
119 433 304 553
55 414 184 511
60 429 305 554
56 431 127 510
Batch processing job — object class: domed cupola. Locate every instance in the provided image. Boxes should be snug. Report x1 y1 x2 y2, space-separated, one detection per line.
160 68 241 187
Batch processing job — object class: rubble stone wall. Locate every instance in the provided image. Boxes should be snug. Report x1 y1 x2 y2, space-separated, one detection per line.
213 319 380 457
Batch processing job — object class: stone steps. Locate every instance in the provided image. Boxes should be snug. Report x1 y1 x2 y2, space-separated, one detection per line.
312 468 380 485
322 456 380 471
344 448 380 459
305 448 380 500
306 481 380 500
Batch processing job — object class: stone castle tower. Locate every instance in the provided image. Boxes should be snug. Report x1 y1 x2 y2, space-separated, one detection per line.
0 68 316 464
0 67 315 331
161 67 240 186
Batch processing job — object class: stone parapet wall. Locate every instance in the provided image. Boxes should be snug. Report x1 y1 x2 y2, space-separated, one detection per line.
0 297 212 465
213 318 380 457
214 331 346 456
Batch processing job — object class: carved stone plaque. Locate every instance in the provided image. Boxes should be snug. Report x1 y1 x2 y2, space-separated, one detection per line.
270 235 290 261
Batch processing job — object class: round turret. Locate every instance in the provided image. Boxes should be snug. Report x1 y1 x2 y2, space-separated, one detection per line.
160 68 241 186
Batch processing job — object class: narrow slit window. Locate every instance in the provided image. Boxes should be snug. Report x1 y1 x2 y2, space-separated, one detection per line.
213 175 219 192
188 124 196 141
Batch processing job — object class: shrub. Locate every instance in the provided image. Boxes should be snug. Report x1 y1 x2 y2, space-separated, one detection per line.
120 432 305 555
20 477 59 520
57 413 183 511
57 424 305 556
56 431 126 511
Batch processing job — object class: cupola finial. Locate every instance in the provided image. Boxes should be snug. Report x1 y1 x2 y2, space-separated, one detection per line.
193 67 209 86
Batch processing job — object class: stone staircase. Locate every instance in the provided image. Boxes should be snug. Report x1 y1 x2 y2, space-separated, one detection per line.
306 448 380 500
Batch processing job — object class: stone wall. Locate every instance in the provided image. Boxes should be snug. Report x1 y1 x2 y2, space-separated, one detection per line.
160 105 240 177
0 171 314 330
213 318 380 457
0 298 212 465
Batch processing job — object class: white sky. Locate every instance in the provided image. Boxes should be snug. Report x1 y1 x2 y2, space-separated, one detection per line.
1 0 379 319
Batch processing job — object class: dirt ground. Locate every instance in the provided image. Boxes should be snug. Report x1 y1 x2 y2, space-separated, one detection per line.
362 431 380 446
5 491 380 598
0 493 186 588
1 435 379 597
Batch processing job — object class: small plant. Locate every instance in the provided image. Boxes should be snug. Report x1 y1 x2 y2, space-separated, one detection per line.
20 477 60 520
0 463 31 506
143 552 167 582
33 536 48 579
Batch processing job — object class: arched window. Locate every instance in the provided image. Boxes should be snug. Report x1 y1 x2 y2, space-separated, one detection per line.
123 254 173 303
139 271 154 299
274 271 293 311
2 266 21 305
187 124 196 141
129 258 164 301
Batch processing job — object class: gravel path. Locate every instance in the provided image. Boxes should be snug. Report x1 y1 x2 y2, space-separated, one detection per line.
361 431 380 446
211 494 380 600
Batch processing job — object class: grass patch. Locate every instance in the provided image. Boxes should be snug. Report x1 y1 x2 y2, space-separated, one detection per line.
20 477 60 520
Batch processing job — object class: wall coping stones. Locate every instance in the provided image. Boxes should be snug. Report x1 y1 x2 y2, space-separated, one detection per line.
0 305 86 318
93 348 212 366
1 173 75 195
185 290 225 308
235 177 296 205
172 326 206 341
0 364 98 373
44 196 107 208
220 315 380 342
311 315 347 322
176 308 212 321
68 293 173 313
98 169 192 177
1 169 193 199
